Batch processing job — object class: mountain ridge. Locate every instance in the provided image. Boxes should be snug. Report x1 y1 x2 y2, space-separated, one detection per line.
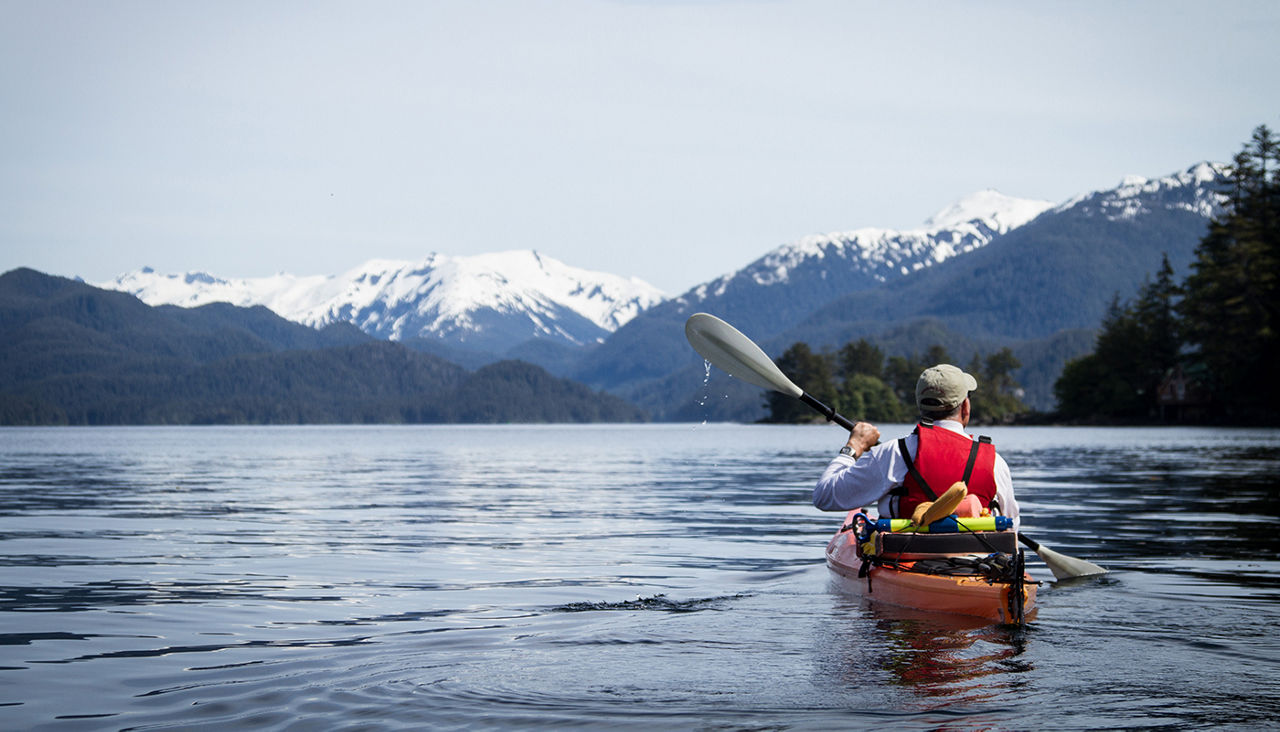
571 189 1055 392
100 250 666 355
53 159 1233 422
575 161 1228 420
0 268 645 425
769 161 1229 412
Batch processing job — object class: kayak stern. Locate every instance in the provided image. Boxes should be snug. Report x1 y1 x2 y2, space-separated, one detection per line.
826 514 1038 624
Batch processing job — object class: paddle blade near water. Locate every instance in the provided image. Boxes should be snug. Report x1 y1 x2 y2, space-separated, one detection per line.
1019 533 1107 580
685 313 802 398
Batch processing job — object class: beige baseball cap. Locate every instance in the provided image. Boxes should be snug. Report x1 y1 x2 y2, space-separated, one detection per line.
916 364 978 412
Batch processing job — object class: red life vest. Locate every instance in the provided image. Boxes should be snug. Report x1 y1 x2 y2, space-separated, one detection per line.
894 421 998 520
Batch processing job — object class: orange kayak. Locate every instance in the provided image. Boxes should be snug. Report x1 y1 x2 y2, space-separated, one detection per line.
826 511 1037 624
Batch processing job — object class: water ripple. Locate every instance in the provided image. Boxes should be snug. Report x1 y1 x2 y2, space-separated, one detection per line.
0 424 1277 729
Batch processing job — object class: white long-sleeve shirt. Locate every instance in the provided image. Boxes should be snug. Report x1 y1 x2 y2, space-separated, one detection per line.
812 420 1019 530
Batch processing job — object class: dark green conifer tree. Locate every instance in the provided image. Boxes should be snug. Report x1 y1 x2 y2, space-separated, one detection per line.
1132 254 1182 397
969 347 1027 423
1054 296 1147 419
832 339 906 422
884 355 919 407
838 339 885 380
924 344 953 367
763 342 837 423
1180 124 1280 419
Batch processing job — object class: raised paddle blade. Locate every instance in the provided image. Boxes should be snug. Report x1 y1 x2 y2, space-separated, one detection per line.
685 313 803 398
1018 534 1107 580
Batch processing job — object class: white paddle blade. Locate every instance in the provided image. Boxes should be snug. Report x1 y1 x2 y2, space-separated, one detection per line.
685 313 803 398
1034 544 1107 580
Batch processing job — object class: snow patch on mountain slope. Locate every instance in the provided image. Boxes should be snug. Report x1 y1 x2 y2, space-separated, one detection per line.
686 190 1053 301
924 189 1054 232
1055 162 1228 221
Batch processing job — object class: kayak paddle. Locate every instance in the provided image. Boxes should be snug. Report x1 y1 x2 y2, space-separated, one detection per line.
684 312 854 431
683 311 1107 580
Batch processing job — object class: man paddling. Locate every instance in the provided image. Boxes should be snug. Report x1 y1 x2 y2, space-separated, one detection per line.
813 364 1020 530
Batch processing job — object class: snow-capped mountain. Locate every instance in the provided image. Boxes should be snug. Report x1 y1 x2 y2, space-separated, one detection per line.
925 189 1058 231
784 162 1231 345
686 189 1053 302
768 161 1232 413
1053 161 1227 221
101 251 666 353
573 190 1054 390
575 161 1229 416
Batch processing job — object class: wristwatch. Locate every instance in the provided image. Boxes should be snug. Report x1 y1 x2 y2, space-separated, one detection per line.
839 445 858 459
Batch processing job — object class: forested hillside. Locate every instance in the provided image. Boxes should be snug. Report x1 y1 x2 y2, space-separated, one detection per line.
0 269 644 425
577 163 1225 420
573 197 1045 405
1055 126 1280 423
771 164 1223 413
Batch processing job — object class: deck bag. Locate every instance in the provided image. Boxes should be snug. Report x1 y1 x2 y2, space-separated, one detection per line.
873 530 1018 560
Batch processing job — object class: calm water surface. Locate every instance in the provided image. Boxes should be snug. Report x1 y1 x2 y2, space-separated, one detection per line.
1 424 1278 730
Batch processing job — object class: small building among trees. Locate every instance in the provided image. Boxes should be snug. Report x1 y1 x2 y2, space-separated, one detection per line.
1156 364 1210 422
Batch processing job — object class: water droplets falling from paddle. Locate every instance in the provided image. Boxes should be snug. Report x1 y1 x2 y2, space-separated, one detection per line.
696 359 712 426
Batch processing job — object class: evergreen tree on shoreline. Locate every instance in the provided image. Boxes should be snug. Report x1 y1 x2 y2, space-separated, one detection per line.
763 340 1022 424
1054 123 1279 423
1180 125 1280 419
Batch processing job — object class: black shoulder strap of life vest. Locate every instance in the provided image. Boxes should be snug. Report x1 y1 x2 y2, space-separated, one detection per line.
896 424 938 501
961 435 995 484
968 435 998 510
961 439 983 484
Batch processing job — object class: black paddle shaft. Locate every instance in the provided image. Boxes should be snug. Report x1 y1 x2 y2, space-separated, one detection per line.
798 392 856 431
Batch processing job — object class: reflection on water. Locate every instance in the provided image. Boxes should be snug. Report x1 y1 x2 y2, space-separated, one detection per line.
0 424 1277 728
821 578 1034 714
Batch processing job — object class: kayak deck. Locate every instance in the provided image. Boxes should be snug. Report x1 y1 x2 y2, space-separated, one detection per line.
827 513 1037 624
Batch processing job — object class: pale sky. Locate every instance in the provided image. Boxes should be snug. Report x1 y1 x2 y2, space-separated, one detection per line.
3 0 1278 295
